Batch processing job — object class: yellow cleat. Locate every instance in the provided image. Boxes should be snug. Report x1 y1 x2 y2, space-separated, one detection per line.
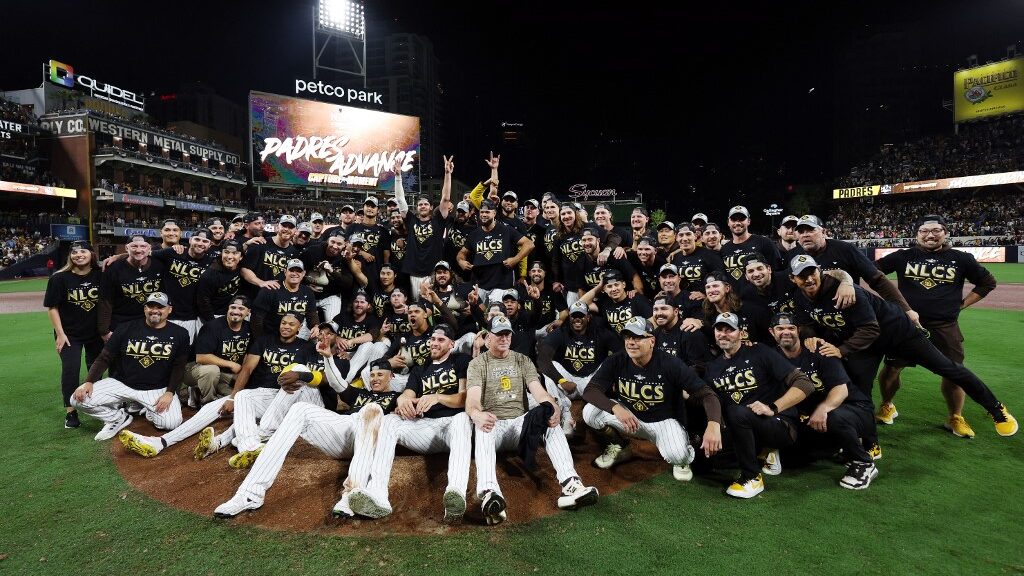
992 404 1019 437
726 474 765 499
228 445 264 469
193 426 217 460
868 443 882 460
944 414 975 438
118 430 160 458
875 402 898 425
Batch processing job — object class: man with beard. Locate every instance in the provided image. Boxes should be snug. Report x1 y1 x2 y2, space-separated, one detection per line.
521 261 568 337
627 236 668 300
99 235 165 339
344 324 474 522
582 316 723 482
522 199 549 269
396 156 453 299
775 214 800 259
457 200 533 304
71 292 188 440
369 300 436 391
875 215 999 437
118 297 255 457
628 207 653 251
428 260 480 351
151 229 214 343
652 294 709 374
537 301 622 436
387 209 408 284
301 233 359 322
197 240 243 322
593 203 632 249
251 259 319 340
741 257 856 317
720 206 783 287
578 228 642 295
205 217 227 259
705 312 816 498
240 214 298 299
789 214 917 328
445 201 476 282
338 204 356 234
655 263 704 323
237 213 268 247
184 296 252 406
332 290 387 383
498 191 529 235
769 312 878 489
690 213 709 240
789 255 1017 438
670 223 725 295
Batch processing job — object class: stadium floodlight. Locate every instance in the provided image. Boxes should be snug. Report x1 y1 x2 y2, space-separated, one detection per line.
318 0 365 39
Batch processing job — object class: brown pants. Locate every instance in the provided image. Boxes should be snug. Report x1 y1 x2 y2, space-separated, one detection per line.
183 362 236 405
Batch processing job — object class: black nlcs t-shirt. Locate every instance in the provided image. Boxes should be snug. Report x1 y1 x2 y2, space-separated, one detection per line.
385 329 432 369
580 253 636 292
253 285 318 334
44 268 102 342
194 317 251 366
196 266 242 321
778 346 871 416
337 387 400 415
876 246 992 324
404 211 450 276
789 239 879 284
465 222 524 290
705 343 797 408
152 248 212 320
740 271 797 316
331 311 381 351
407 353 471 418
246 335 315 389
597 293 653 334
720 235 782 285
589 349 707 423
242 240 297 284
101 258 165 327
791 283 915 351
671 247 726 291
520 284 567 328
542 322 622 377
628 251 668 300
104 320 190 390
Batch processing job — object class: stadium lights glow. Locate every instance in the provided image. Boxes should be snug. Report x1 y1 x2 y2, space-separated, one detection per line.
318 0 365 39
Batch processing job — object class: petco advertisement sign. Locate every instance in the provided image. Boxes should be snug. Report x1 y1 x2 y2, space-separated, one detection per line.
45 59 145 112
294 78 384 106
250 91 419 190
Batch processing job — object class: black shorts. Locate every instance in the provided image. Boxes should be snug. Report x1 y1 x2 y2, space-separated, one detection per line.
885 320 964 368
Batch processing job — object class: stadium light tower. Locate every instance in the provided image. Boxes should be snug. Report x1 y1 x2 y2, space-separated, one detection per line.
313 0 367 87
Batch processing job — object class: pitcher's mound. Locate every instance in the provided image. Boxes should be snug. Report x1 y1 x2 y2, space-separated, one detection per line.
113 406 671 534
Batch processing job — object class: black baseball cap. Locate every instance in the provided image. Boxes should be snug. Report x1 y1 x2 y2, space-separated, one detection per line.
243 213 263 224
915 214 947 229
228 295 251 308
220 239 241 252
603 269 625 283
432 323 456 341
770 312 797 327
317 320 340 334
369 359 392 372
69 240 93 251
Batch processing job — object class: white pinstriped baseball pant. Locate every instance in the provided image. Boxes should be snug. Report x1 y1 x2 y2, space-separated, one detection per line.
358 412 473 505
582 403 695 465
70 378 182 431
473 414 579 497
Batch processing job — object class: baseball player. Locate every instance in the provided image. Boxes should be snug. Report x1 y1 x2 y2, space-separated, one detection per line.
151 229 214 343
719 206 783 286
651 295 710 374
875 215 998 437
457 199 533 305
769 312 878 489
99 235 165 340
331 290 388 383
670 223 725 293
239 214 297 299
464 316 599 525
582 317 723 482
789 255 1017 437
70 292 188 440
183 295 252 406
343 324 473 522
251 258 319 340
196 239 243 322
536 300 623 437
118 311 314 460
394 155 453 300
705 312 817 498
212 358 400 518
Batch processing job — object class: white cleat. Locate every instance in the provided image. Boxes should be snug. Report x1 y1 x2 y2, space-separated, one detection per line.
213 495 262 518
94 413 133 441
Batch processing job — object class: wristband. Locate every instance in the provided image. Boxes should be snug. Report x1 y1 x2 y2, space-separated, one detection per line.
770 401 781 416
557 378 567 385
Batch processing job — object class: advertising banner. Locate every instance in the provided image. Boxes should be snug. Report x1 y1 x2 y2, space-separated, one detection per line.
0 180 76 198
833 170 1024 200
113 227 196 239
249 91 419 190
174 200 217 213
832 185 883 200
51 224 88 241
875 246 1007 263
954 57 1024 123
38 113 240 165
112 193 164 207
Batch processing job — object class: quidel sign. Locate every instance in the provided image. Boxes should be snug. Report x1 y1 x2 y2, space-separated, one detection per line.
46 59 145 112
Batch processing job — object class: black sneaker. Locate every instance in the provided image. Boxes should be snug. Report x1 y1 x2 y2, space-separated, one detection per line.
839 461 878 490
64 410 80 429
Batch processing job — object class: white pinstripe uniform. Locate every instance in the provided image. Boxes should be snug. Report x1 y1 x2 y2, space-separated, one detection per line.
543 362 594 419
582 403 695 465
71 377 183 431
169 318 202 344
229 387 285 453
357 353 473 508
344 340 390 382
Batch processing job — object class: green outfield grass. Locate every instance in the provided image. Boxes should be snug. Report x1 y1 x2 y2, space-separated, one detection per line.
0 277 49 293
983 263 1024 284
1 309 1023 575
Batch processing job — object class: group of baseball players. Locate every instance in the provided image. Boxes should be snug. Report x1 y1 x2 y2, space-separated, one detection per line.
46 153 1018 524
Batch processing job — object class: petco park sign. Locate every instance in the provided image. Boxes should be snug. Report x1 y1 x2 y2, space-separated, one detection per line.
46 59 145 112
295 78 383 105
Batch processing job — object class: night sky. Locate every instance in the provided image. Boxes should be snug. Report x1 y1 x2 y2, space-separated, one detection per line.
2 0 1021 220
